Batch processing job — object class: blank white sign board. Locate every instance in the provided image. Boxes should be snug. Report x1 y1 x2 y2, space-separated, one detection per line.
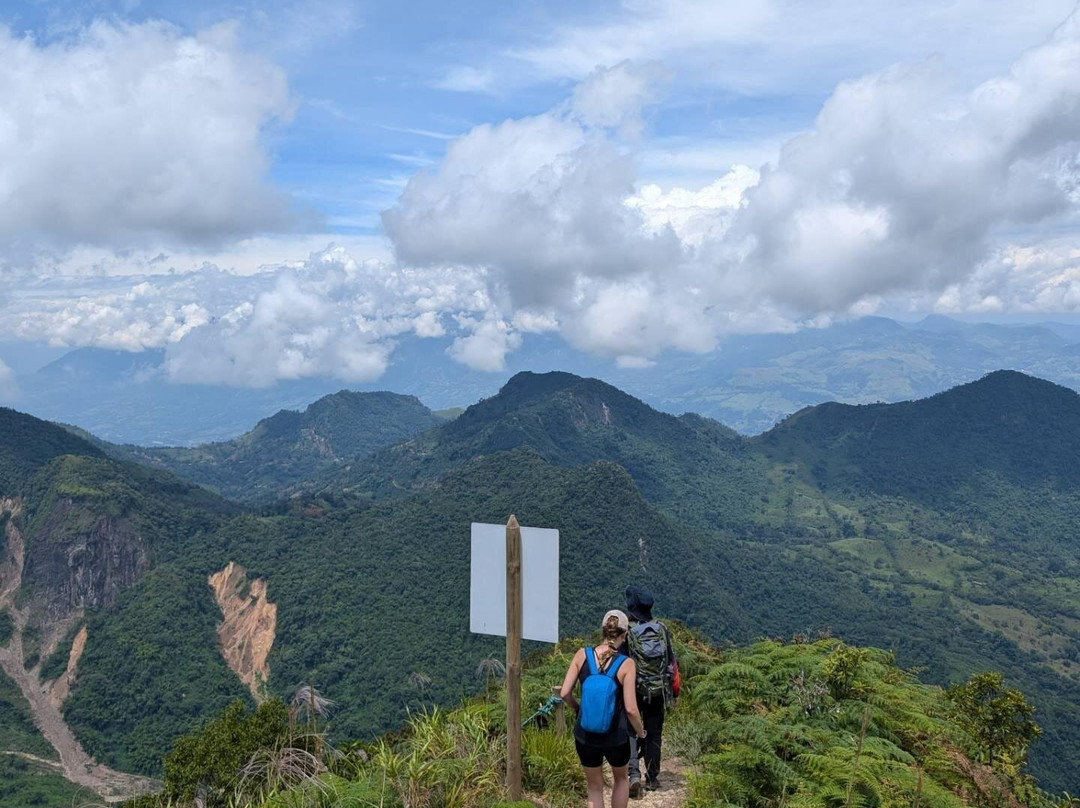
470 522 559 643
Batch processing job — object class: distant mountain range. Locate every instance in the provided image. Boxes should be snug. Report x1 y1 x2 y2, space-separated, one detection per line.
2 369 1080 795
5 315 1080 444
78 390 446 502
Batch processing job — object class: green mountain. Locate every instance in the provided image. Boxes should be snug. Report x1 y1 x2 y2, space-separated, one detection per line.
4 370 1080 801
94 390 443 503
304 370 766 530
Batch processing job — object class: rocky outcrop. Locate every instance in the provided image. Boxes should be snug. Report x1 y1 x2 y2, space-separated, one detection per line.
209 562 276 700
21 499 149 623
0 498 25 606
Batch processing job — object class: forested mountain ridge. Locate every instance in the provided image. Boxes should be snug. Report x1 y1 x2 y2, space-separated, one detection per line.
4 370 1080 799
87 390 444 503
760 370 1080 491
0 408 105 493
302 370 766 529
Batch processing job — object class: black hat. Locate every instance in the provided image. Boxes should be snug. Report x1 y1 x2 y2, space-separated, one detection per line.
625 585 654 623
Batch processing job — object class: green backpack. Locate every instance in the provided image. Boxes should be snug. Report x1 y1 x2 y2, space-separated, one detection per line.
627 621 671 705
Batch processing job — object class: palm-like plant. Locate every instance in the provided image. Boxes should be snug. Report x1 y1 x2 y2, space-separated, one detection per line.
476 656 506 689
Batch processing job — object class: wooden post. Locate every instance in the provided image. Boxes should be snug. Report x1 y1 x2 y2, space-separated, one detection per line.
506 515 523 801
552 685 566 736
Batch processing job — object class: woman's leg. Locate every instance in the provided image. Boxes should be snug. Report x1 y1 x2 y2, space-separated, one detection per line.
611 764 630 808
584 766 606 808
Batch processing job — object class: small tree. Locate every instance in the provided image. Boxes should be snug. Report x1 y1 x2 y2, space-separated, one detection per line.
162 699 290 807
948 672 1041 768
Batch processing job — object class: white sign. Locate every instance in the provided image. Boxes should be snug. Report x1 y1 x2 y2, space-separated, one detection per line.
470 522 560 643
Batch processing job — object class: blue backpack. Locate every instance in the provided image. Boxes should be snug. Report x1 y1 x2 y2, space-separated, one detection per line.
579 648 627 734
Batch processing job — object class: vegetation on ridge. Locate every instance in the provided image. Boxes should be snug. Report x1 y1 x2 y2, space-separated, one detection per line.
130 629 1062 808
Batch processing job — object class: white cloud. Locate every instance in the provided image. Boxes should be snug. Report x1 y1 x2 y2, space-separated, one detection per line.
434 65 496 93
383 10 1080 363
0 19 296 260
0 358 17 403
721 10 1080 313
447 317 523 372
930 242 1080 315
626 165 759 245
6 10 1080 384
571 60 673 137
383 63 683 311
512 0 1076 94
413 311 446 337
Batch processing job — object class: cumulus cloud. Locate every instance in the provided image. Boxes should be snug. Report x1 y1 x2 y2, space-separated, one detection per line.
447 317 523 372
7 11 1080 383
720 14 1080 313
930 242 1080 315
0 245 514 383
383 10 1080 365
0 19 296 260
626 165 759 245
572 60 673 137
382 63 683 310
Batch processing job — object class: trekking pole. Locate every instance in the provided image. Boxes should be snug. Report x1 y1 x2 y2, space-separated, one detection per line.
552 685 566 735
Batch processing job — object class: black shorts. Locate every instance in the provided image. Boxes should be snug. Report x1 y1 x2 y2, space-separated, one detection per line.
575 740 631 768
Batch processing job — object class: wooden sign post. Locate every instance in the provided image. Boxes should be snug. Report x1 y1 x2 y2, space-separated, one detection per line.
469 517 558 803
505 515 523 801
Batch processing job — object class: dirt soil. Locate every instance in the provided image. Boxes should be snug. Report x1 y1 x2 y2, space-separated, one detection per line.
623 757 690 808
0 499 158 803
209 561 277 700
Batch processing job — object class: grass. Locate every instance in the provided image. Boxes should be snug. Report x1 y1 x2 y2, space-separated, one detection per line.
127 627 1066 808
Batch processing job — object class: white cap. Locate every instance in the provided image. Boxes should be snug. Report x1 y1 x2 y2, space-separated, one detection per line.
602 609 629 632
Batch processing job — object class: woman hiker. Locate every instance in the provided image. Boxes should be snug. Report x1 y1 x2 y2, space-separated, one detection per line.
559 609 647 808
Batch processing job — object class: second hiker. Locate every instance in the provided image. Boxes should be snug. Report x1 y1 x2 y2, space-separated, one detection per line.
624 585 679 797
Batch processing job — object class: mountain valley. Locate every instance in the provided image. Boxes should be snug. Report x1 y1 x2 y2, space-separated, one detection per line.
2 369 1080 799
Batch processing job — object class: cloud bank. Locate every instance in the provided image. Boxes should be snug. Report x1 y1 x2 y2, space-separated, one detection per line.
381 10 1080 364
0 19 295 264
4 11 1080 384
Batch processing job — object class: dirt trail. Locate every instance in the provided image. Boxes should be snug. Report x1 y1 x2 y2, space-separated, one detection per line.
628 757 691 808
593 756 691 808
0 499 158 803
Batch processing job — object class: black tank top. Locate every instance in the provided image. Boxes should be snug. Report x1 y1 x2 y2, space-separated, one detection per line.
573 648 629 747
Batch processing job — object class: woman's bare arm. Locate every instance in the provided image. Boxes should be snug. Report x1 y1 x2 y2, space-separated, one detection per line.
620 659 646 738
560 648 586 712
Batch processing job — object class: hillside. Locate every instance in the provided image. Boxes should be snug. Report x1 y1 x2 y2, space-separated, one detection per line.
0 409 246 787
125 630 1059 808
5 370 1080 798
758 370 1080 499
304 371 766 530
0 407 105 493
97 390 443 503
296 370 1080 790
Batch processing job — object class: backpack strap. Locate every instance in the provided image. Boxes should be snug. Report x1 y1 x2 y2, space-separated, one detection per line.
605 654 627 679
584 646 599 676
659 621 675 666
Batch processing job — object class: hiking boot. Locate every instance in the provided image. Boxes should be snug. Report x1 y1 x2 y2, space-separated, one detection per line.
646 777 661 791
629 779 643 799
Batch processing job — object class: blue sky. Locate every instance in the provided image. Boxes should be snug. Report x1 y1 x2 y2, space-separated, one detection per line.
2 0 1080 390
